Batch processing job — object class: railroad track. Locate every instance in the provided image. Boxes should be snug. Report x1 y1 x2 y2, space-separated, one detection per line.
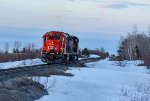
0 57 101 81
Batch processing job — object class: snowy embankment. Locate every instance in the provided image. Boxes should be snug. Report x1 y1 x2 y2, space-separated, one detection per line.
90 54 100 58
0 58 45 69
36 59 150 101
0 54 99 69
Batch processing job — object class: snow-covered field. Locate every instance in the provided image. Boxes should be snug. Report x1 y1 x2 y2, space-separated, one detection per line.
35 59 150 101
0 56 149 101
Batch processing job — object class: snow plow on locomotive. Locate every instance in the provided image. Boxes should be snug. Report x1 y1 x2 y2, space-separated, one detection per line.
41 31 79 63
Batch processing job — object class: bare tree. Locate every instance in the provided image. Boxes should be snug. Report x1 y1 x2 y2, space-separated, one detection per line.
4 42 10 54
100 47 105 53
147 25 150 35
117 24 150 67
13 41 22 53
132 24 138 34
31 43 35 52
25 43 31 52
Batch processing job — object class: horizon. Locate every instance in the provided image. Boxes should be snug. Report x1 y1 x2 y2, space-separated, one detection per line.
0 27 120 54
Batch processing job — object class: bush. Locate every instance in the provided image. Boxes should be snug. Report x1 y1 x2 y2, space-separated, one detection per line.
82 48 90 58
0 52 41 63
89 49 109 59
120 83 150 101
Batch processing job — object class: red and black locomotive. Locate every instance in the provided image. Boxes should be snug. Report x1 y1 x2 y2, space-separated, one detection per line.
41 31 79 63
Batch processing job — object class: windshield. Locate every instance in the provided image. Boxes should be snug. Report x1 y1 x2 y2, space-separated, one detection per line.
49 34 54 40
48 34 60 40
55 34 60 40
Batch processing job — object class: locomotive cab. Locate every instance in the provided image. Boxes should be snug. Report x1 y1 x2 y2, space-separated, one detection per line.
41 31 79 63
42 32 62 54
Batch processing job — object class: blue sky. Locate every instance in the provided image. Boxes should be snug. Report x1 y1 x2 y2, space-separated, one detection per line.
0 0 150 53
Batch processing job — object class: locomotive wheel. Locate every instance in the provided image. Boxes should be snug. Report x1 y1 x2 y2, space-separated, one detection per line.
69 55 73 61
72 55 75 61
62 55 68 63
69 55 71 61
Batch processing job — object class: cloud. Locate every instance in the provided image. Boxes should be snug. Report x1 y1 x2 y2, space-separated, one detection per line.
102 3 128 9
68 0 75 1
98 1 150 9
125 2 150 7
67 0 104 2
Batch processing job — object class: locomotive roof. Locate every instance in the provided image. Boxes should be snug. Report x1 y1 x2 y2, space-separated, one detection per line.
43 31 78 39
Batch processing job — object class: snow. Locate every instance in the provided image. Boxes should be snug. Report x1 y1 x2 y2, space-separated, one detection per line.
0 57 149 101
0 58 45 69
36 59 150 101
0 56 98 69
90 54 100 58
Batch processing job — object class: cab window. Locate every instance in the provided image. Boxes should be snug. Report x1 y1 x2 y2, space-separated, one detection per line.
55 34 60 40
48 34 54 40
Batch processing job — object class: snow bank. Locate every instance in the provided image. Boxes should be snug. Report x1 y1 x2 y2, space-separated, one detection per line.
90 54 100 58
36 59 150 101
0 55 100 69
0 58 44 69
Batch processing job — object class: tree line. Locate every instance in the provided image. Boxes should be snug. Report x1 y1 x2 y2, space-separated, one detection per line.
117 25 150 66
82 47 109 59
0 41 41 63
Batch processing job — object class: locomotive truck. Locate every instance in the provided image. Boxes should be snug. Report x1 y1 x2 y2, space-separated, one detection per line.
41 31 79 63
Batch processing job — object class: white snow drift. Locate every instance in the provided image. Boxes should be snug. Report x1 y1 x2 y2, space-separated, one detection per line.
36 59 150 101
0 56 149 101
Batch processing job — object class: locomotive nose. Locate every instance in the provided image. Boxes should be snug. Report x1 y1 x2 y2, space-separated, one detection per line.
51 41 54 46
48 41 59 54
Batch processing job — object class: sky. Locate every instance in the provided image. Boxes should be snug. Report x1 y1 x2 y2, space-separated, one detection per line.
0 0 150 53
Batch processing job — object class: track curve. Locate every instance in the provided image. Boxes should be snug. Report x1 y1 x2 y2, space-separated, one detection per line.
0 57 102 81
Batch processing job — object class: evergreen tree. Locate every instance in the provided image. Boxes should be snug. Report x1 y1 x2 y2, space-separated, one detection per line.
82 48 90 58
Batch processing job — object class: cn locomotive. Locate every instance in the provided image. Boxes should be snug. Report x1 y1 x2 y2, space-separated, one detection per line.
41 31 79 63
